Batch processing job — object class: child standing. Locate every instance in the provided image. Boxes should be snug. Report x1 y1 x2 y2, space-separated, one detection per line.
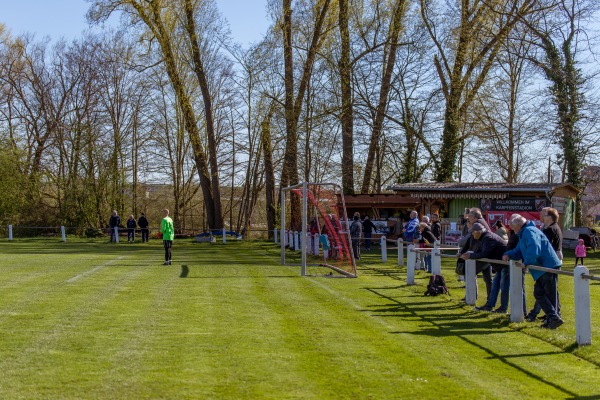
575 238 587 266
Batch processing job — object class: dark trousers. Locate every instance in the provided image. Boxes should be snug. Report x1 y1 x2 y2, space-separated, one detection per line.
141 228 149 242
351 238 360 260
364 232 372 250
478 265 492 298
127 229 135 241
575 257 585 265
533 273 559 320
164 240 172 261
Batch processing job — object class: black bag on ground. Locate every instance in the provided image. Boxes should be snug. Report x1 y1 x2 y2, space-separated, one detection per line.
424 274 449 296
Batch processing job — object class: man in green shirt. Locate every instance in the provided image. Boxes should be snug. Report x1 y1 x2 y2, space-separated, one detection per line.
160 208 174 265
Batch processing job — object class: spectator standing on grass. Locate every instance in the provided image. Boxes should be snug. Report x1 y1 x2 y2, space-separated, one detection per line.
127 215 137 242
416 222 437 272
468 208 491 232
403 211 420 242
160 209 174 265
350 212 363 260
494 220 508 244
109 210 120 243
575 239 586 266
138 212 149 243
458 223 497 302
503 214 563 329
362 215 376 251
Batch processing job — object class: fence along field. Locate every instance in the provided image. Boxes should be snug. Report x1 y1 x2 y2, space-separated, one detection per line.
1 238 600 398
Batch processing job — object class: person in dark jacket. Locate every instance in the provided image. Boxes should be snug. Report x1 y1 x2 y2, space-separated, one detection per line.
109 210 120 243
138 212 149 243
417 222 437 272
460 223 504 303
126 215 137 242
503 214 563 329
362 216 376 251
431 213 442 241
350 212 363 260
468 208 491 231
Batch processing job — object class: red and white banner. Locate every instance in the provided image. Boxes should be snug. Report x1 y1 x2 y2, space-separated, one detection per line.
486 211 543 230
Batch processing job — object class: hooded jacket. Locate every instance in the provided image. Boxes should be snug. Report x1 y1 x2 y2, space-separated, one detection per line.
504 220 561 281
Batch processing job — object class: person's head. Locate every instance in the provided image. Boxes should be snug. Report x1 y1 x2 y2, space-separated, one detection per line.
470 222 487 240
508 214 527 233
421 215 430 224
129 215 134 219
419 222 429 232
364 215 370 221
112 210 118 216
141 212 145 217
495 219 505 229
410 210 418 219
353 212 360 220
464 208 471 219
162 208 169 217
579 238 584 245
432 213 439 222
468 208 483 223
544 207 559 223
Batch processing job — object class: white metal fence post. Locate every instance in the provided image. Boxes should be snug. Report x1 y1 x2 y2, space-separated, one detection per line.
222 228 227 244
431 241 441 275
294 231 299 251
274 228 278 244
574 265 592 345
313 234 319 255
61 226 66 242
509 261 524 322
8 225 13 241
381 236 387 262
114 226 119 243
407 244 416 285
465 259 477 306
397 238 404 267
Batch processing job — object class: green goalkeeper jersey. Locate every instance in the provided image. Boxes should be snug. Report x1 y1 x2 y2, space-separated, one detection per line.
161 216 174 241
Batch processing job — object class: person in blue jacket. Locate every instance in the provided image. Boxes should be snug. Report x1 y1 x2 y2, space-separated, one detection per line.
403 210 420 242
502 214 563 329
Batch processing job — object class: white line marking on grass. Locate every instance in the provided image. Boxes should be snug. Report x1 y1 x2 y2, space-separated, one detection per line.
66 255 127 283
307 279 394 330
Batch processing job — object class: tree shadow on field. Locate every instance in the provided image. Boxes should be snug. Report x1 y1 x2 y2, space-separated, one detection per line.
364 286 589 399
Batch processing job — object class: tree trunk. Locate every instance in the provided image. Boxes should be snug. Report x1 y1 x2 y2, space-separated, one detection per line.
339 0 354 194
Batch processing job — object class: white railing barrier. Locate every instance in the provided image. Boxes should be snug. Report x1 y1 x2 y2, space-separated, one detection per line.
274 228 278 244
509 260 524 323
574 265 591 346
397 239 404 267
223 228 227 244
381 236 387 262
313 234 319 255
406 244 416 285
114 226 119 243
293 231 299 251
431 241 441 275
465 259 477 306
61 226 66 242
8 225 13 241
288 230 293 248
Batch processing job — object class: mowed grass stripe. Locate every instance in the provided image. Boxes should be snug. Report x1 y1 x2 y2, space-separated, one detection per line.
1 240 600 399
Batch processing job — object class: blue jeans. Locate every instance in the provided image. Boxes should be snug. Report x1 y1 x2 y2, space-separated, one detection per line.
364 232 372 250
425 254 432 273
533 273 559 320
486 267 509 310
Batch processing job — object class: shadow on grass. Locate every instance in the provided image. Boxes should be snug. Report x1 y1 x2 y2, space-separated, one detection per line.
364 285 587 398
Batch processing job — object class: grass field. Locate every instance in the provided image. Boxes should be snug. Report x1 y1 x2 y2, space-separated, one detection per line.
1 238 600 399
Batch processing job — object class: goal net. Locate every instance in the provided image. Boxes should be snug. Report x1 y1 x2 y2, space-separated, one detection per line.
280 182 357 278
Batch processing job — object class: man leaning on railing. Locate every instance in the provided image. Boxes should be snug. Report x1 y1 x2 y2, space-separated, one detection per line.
502 214 563 330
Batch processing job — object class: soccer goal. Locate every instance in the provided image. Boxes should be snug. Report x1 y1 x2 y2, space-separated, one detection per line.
280 182 357 278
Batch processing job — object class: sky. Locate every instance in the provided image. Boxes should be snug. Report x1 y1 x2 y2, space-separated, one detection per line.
0 0 270 46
